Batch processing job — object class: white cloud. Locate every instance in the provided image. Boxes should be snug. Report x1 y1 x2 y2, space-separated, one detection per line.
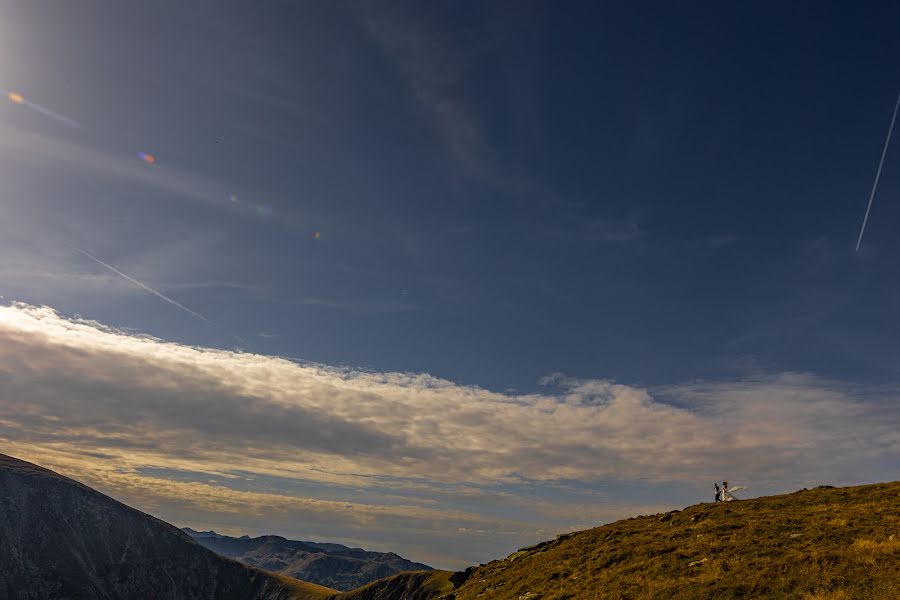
0 301 898 567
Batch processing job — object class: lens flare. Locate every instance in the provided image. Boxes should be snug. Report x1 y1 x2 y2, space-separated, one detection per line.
138 152 157 165
4 90 81 127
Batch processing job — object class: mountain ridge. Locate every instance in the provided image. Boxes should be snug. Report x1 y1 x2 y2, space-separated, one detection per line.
184 528 433 591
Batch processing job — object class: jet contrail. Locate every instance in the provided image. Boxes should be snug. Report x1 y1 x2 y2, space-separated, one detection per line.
856 90 900 253
72 246 208 322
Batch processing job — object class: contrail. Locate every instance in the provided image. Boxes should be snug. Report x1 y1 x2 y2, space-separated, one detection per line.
72 246 209 322
5 91 83 128
856 90 900 252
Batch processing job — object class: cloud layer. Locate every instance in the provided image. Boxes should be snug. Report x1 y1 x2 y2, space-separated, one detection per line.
1 301 898 567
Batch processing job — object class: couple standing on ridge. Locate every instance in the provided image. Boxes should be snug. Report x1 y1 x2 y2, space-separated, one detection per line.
714 481 734 502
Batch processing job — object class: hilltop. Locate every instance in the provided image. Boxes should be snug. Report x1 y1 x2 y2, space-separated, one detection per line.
185 528 432 591
446 482 900 599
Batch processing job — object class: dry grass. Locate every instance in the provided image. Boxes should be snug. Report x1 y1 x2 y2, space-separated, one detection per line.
269 573 338 599
446 481 900 600
330 571 454 600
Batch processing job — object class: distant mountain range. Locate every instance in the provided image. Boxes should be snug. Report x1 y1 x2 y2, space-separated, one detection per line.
183 528 432 591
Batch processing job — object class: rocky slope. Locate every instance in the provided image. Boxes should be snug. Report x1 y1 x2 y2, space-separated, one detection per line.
0 453 335 600
185 529 432 591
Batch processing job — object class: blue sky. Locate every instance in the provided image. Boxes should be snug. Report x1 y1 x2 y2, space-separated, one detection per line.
2 1 900 570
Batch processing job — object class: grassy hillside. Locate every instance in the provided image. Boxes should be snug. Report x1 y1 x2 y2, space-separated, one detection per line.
314 482 900 599
331 571 455 600
448 482 900 599
268 573 336 600
270 575 338 600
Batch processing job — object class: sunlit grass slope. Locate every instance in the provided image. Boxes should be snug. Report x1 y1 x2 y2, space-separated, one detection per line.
331 570 455 600
272 574 338 600
448 482 900 599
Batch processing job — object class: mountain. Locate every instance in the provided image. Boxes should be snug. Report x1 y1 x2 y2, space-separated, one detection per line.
184 529 433 591
183 528 232 540
4 451 898 599
0 453 336 600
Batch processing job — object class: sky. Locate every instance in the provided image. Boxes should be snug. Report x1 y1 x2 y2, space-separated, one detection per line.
1 0 900 570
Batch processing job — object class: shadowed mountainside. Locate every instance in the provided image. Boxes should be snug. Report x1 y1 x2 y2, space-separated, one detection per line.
0 453 335 600
184 529 432 591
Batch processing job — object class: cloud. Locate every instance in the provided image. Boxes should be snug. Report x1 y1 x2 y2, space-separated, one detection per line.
361 7 500 184
359 8 645 246
1 302 898 567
